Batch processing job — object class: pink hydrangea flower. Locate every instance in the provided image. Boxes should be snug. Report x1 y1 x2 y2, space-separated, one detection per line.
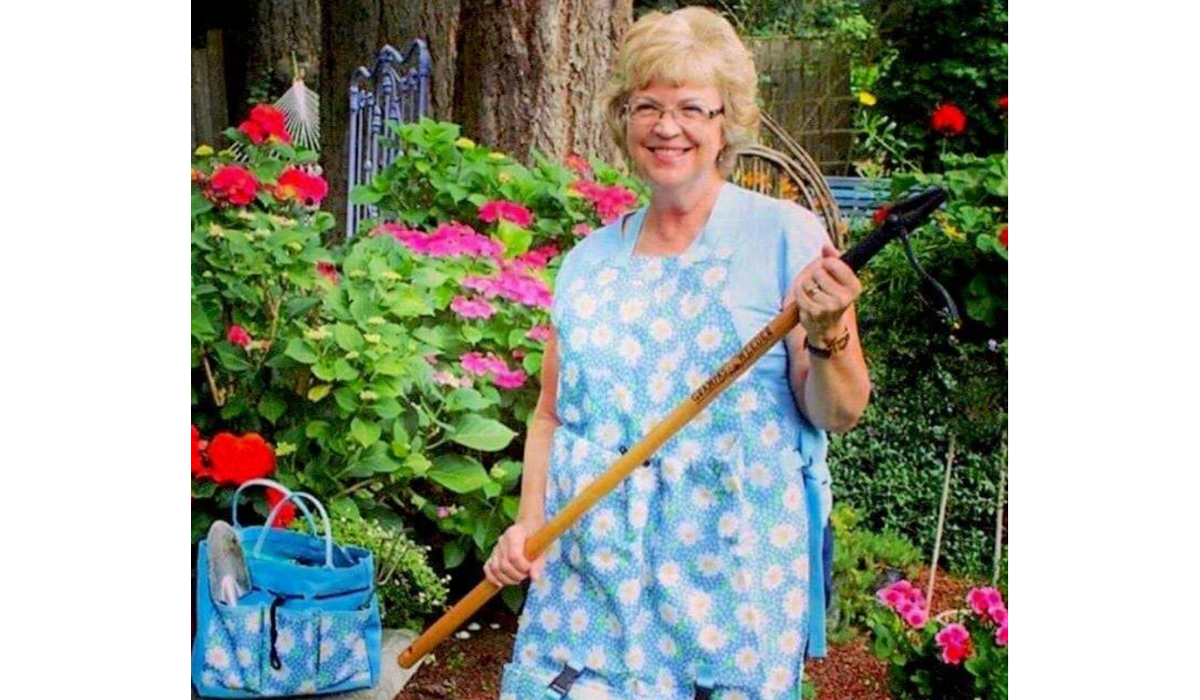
437 506 450 519
571 180 638 224
227 325 252 348
573 223 593 236
374 221 503 259
460 264 552 310
526 325 552 342
515 244 560 270
995 622 1008 646
512 348 526 359
478 200 534 228
450 295 496 320
493 367 527 389
433 371 459 386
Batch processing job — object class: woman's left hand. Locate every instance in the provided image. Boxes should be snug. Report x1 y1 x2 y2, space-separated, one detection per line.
786 243 863 343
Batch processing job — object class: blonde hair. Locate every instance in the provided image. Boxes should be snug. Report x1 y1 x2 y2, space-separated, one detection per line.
601 7 761 177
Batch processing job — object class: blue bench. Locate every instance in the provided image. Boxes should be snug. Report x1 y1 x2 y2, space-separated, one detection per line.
825 176 892 220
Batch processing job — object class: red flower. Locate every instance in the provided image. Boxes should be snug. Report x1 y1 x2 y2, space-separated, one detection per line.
930 103 967 136
998 225 1008 248
227 325 253 348
275 167 329 206
872 205 892 226
997 95 1008 112
208 165 259 207
206 432 276 485
478 200 534 227
191 425 208 478
265 487 296 529
316 261 339 284
239 104 292 145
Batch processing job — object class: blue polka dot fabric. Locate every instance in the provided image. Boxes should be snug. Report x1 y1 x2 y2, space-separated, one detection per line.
501 220 823 700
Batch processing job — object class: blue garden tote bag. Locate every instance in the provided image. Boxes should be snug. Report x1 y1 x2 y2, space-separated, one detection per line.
192 479 382 697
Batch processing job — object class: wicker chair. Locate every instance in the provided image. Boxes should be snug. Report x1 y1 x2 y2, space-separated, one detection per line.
732 112 847 249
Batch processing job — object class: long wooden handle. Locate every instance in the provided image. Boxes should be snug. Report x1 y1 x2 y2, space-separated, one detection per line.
397 301 802 668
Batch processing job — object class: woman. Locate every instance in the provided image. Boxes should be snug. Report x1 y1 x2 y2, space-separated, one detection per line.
488 8 871 699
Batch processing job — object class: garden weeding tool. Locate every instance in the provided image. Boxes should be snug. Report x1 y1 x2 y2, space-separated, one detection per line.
398 186 952 669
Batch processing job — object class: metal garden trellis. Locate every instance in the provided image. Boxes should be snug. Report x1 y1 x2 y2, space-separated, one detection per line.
346 39 432 238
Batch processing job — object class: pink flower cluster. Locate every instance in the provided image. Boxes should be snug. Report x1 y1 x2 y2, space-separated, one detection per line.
316 261 339 284
478 200 534 228
526 324 552 343
432 370 473 389
460 263 552 310
450 295 496 320
967 586 1008 646
935 624 974 665
514 244 559 270
571 180 638 224
877 580 929 629
375 222 504 259
459 351 527 389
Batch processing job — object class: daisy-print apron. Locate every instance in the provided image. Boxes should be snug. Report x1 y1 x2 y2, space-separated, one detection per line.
500 219 817 700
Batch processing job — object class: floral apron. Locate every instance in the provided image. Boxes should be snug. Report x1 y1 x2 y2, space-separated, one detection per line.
500 232 818 700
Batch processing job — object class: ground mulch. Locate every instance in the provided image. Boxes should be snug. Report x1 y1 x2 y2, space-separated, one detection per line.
395 568 985 700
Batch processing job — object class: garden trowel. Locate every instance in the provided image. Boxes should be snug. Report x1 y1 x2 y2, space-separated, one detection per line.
206 520 251 606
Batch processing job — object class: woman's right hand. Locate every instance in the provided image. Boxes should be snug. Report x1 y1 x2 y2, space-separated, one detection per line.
483 519 548 587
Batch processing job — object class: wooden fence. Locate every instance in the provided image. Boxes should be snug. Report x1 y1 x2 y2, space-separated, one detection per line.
748 36 855 176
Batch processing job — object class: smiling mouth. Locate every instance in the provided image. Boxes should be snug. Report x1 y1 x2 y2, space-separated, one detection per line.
647 146 694 159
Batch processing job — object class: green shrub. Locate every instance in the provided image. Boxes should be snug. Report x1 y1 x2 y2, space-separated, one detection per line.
828 505 923 644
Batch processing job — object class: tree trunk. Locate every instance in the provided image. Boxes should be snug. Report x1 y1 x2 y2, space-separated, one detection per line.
453 0 631 164
243 0 323 100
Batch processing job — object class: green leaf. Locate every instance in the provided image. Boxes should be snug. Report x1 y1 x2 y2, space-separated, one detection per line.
257 392 288 424
451 415 516 452
374 397 402 419
461 326 483 344
411 267 448 288
501 495 520 521
334 358 360 381
285 338 319 364
405 452 433 476
350 185 384 205
334 324 365 352
191 509 215 543
446 387 492 412
390 288 435 317
501 584 525 614
483 480 502 498
350 417 382 448
522 351 543 375
213 342 253 372
305 420 330 438
191 192 214 218
329 496 360 520
495 219 532 257
333 387 360 412
467 193 488 207
191 301 217 340
428 454 491 494
312 361 338 381
307 384 332 402
443 539 467 569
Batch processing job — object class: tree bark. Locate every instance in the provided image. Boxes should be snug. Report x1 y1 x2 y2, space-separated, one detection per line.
454 0 631 164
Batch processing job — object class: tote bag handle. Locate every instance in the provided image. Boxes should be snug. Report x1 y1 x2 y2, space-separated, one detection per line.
254 489 336 569
230 478 319 536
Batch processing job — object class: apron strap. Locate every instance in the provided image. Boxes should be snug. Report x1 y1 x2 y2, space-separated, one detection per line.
544 663 583 698
693 662 715 700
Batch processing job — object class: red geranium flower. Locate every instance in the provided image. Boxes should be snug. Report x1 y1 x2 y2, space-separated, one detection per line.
316 261 339 284
997 95 1008 112
227 324 253 348
191 425 208 478
275 167 329 206
208 165 259 207
999 225 1008 248
930 103 967 136
206 432 276 485
265 487 296 528
239 104 292 145
872 205 892 226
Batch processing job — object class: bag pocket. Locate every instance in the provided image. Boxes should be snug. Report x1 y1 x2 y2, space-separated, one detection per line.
260 606 320 695
197 604 263 693
315 606 376 690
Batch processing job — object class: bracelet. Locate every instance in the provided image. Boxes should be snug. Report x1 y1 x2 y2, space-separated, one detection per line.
805 329 850 359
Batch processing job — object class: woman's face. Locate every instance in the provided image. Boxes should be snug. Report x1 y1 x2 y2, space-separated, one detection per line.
625 81 726 191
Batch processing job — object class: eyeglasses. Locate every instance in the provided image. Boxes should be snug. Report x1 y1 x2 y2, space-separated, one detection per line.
625 101 725 126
